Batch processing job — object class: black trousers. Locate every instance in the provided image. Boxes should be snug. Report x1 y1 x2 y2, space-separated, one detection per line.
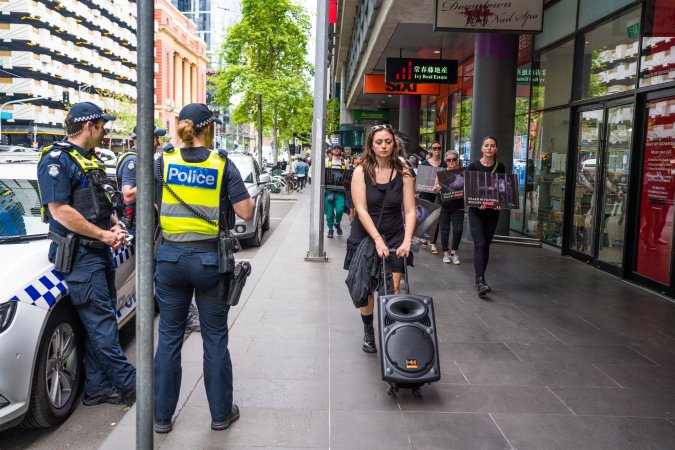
468 207 500 279
298 176 307 190
439 207 464 252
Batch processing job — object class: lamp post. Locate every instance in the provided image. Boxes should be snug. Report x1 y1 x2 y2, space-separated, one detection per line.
0 97 51 145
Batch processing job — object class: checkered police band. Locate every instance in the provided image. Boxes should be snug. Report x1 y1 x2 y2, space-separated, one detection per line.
66 113 106 124
194 114 216 130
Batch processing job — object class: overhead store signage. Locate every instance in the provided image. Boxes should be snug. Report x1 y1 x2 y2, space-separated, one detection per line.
364 74 440 95
434 0 544 33
354 110 390 120
386 58 458 84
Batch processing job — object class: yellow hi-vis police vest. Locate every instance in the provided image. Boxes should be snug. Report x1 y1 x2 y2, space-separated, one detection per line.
160 149 226 242
327 158 346 169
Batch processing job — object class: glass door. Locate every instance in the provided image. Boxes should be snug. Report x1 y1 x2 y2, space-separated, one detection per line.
571 104 634 268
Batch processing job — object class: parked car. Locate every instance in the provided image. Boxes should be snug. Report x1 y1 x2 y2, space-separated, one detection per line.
0 152 136 431
94 147 117 170
228 153 271 247
0 145 37 153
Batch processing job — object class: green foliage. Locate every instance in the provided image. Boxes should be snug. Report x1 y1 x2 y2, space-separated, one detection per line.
326 97 340 135
211 0 314 154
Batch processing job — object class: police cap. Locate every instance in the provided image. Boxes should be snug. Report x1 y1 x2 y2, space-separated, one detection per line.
178 103 222 129
65 102 116 124
132 125 168 138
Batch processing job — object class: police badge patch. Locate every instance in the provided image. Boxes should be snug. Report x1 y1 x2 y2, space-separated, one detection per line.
128 161 135 170
48 164 60 178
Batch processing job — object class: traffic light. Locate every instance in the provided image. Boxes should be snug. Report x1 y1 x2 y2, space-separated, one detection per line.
62 91 70 105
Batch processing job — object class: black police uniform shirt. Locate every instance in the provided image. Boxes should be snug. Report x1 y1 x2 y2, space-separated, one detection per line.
154 147 250 214
37 142 100 237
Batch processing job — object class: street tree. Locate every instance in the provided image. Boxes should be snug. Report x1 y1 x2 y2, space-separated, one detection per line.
212 0 313 164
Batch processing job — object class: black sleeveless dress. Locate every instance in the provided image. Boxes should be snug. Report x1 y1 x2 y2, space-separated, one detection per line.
343 170 413 272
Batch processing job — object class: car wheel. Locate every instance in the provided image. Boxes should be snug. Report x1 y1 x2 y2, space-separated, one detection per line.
262 209 270 231
21 305 84 428
247 214 263 247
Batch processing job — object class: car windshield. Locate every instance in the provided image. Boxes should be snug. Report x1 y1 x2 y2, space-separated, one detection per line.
231 157 254 184
0 178 48 239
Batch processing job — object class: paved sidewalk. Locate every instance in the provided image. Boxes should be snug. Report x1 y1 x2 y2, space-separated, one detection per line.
102 192 675 449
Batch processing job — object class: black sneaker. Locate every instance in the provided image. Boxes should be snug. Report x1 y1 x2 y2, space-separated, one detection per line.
327 229 334 238
120 386 136 406
154 419 173 434
476 277 491 296
335 223 343 236
82 388 122 406
211 405 240 430
362 325 377 353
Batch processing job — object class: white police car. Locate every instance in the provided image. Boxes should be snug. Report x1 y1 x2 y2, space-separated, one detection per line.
228 153 271 247
0 153 136 430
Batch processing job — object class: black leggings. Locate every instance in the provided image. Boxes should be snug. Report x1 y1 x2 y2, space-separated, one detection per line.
468 207 500 279
298 176 307 190
439 207 464 252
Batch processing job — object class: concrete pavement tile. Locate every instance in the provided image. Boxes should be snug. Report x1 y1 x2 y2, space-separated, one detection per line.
396 384 570 414
98 424 137 450
160 406 328 449
403 412 510 450
230 319 326 339
593 364 675 389
456 360 617 387
233 354 321 380
330 410 411 449
246 336 329 357
550 387 675 418
438 342 520 362
493 414 675 450
506 343 657 365
436 325 563 344
188 378 329 410
432 311 493 328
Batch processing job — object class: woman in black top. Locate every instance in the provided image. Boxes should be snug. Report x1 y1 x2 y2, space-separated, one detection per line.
344 124 416 353
467 136 505 296
418 142 445 254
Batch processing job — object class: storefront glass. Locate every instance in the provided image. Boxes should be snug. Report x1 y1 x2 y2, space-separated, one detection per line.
636 96 675 285
534 0 577 51
578 7 640 99
511 60 532 232
531 39 574 111
578 0 635 28
640 0 675 88
525 108 570 245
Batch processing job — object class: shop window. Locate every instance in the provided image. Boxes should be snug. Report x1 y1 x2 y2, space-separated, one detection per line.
534 0 577 51
578 0 635 29
531 39 574 111
525 108 570 245
639 0 675 88
578 7 640 99
511 61 533 232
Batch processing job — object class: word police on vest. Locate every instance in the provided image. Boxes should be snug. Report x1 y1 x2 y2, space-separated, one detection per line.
167 164 218 189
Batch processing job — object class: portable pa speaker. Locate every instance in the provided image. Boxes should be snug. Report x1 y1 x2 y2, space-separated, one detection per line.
378 293 441 385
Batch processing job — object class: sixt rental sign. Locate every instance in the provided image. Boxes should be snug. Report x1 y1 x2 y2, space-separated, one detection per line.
364 75 440 96
167 164 218 189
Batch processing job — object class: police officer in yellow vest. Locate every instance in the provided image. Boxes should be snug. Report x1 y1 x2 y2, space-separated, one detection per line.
153 103 254 434
36 102 136 407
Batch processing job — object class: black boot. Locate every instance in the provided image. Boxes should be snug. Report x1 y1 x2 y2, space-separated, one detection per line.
362 324 377 353
476 277 491 296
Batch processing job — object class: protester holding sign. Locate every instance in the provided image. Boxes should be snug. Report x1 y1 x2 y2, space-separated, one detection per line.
433 150 465 265
467 136 505 296
418 142 445 254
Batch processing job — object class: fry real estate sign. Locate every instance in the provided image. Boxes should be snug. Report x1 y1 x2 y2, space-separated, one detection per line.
386 58 458 84
434 0 544 32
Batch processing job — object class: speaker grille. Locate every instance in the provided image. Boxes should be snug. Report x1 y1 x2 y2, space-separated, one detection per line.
384 314 431 328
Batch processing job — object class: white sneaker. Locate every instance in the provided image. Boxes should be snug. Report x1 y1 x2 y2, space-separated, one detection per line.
442 255 452 264
450 254 460 265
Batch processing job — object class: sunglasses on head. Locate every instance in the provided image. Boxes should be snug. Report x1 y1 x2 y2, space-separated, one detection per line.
370 124 393 132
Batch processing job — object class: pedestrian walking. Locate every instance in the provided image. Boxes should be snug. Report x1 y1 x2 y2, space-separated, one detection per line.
344 124 415 353
433 150 464 265
346 153 364 222
37 102 136 407
152 103 255 434
325 144 347 238
467 136 505 296
294 157 309 192
418 141 446 254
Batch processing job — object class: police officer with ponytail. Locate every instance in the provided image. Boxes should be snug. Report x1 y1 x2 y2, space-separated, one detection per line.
37 102 136 407
153 103 254 434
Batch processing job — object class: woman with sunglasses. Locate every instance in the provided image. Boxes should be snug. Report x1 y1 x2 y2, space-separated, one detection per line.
344 124 416 353
467 136 505 296
433 150 464 265
418 141 446 254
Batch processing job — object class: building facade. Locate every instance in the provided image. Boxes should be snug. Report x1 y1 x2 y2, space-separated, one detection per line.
332 0 675 298
155 0 208 141
0 0 137 146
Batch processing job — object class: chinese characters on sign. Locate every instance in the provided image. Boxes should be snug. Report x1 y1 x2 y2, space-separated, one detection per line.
385 58 458 84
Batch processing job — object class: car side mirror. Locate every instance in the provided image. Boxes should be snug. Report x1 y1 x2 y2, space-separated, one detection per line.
258 173 271 185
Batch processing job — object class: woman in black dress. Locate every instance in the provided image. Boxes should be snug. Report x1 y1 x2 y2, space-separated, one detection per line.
344 124 416 353
468 136 505 296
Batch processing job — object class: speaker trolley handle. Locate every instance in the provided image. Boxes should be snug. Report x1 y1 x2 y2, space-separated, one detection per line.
381 249 410 296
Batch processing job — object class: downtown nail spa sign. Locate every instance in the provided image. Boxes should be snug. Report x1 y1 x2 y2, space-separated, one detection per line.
434 0 544 32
